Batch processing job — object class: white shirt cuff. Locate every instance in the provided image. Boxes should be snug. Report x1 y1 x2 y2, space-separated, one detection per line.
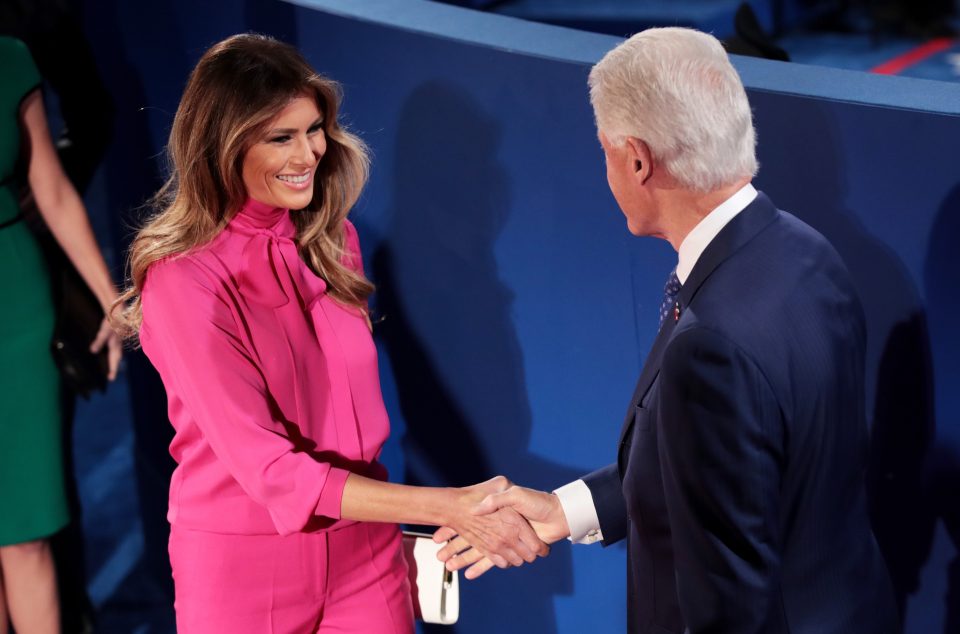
553 479 603 544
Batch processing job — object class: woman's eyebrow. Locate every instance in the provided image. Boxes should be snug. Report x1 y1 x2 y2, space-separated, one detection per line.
266 118 324 135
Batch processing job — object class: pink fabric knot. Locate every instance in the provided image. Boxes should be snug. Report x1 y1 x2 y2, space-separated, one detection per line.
238 228 327 309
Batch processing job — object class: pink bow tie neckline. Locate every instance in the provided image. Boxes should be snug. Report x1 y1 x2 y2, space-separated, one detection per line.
233 200 327 309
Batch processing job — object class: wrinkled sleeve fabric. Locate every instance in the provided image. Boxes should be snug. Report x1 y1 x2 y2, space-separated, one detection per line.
658 327 784 633
141 256 349 535
582 463 629 546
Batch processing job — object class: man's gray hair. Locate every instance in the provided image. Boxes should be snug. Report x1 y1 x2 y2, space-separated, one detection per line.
589 27 758 192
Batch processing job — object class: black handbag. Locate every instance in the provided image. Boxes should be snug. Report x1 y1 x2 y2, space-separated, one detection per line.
21 204 109 399
48 247 109 398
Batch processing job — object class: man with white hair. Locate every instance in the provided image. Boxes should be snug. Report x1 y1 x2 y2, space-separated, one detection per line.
438 27 897 633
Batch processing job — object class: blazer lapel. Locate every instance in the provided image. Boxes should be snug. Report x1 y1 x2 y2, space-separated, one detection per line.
616 192 780 468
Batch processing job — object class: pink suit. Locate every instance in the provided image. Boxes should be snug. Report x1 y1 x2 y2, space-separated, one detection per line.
140 199 413 633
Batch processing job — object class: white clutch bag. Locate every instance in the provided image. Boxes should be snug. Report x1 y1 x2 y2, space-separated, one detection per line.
402 531 460 625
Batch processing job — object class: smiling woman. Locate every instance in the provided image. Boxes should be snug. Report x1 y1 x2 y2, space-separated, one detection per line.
109 33 546 634
242 97 327 211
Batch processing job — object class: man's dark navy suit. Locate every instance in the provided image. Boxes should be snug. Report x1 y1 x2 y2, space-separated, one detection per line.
584 193 897 633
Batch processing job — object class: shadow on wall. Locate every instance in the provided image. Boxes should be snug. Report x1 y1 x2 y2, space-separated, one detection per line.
91 0 184 627
753 97 957 633
244 0 299 44
925 184 960 634
369 81 588 634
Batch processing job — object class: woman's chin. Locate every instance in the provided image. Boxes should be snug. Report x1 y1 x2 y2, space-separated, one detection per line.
269 188 314 211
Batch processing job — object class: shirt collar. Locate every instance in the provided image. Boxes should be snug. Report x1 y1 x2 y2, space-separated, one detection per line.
231 198 294 237
676 182 757 284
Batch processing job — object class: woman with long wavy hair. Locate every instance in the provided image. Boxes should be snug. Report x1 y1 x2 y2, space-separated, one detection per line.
113 34 545 633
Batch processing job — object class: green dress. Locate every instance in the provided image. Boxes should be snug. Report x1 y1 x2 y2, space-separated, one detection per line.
0 36 69 546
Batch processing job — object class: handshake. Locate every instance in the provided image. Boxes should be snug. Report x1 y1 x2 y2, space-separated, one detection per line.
432 476 571 580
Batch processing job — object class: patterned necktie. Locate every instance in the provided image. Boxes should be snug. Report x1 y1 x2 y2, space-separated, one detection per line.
658 269 682 330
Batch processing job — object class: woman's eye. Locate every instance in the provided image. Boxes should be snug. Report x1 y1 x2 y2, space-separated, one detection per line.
308 123 324 134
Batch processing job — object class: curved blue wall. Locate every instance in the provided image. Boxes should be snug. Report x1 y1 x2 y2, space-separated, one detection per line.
77 0 959 632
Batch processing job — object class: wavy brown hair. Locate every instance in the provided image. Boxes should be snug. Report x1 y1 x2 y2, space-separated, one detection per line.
113 33 373 340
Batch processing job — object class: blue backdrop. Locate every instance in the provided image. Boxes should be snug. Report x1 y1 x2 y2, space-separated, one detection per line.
72 0 960 632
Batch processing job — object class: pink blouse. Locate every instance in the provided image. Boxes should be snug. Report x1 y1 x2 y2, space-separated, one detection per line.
140 199 390 536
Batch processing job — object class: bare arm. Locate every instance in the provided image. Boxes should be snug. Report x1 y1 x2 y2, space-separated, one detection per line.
342 474 549 569
20 89 121 378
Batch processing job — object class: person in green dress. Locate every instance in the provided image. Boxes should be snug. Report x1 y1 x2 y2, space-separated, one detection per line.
0 37 121 634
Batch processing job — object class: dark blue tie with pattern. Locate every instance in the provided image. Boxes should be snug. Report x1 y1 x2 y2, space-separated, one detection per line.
658 269 682 330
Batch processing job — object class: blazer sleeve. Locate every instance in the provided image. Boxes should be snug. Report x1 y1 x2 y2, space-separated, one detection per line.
141 257 350 535
658 327 784 633
582 463 629 546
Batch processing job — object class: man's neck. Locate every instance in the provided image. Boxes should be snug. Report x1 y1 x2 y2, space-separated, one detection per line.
660 178 752 251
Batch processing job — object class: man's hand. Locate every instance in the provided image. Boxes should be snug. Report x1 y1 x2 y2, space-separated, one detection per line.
436 477 550 573
433 485 570 579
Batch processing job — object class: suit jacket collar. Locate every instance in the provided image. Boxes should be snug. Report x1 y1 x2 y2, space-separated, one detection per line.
616 192 779 466
676 191 778 312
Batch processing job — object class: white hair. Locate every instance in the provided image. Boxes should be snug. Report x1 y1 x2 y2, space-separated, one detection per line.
589 27 758 192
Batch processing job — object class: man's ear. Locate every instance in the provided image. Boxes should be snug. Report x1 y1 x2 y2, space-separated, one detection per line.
625 137 653 184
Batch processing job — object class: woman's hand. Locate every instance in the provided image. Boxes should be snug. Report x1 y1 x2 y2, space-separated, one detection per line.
90 316 123 380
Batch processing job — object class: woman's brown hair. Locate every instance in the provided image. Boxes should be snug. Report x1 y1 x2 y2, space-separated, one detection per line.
113 33 372 339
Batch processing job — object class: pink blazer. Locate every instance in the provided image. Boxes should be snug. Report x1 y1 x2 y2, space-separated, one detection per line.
140 199 390 536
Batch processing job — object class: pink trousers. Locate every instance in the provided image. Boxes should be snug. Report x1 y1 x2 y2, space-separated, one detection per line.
169 521 414 633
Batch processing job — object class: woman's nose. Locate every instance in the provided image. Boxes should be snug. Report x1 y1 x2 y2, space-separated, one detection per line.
293 136 319 166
